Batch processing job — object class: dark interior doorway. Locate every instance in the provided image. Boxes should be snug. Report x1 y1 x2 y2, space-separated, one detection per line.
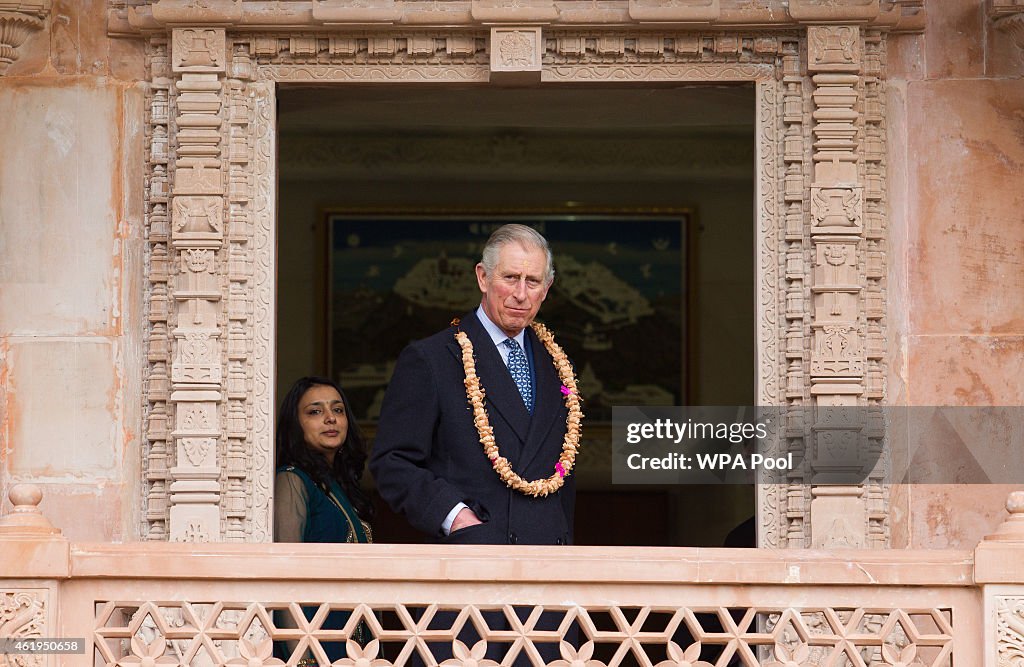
274 83 757 548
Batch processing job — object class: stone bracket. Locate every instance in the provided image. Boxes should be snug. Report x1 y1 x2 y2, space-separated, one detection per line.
489 26 542 84
172 27 225 73
0 0 50 76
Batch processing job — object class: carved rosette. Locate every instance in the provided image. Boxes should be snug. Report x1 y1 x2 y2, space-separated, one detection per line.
805 25 871 549
0 1 49 75
167 27 227 543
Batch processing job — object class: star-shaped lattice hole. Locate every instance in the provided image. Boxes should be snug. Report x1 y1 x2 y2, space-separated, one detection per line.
202 607 277 665
878 609 952 667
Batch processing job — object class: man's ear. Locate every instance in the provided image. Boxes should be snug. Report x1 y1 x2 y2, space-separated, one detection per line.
475 262 489 293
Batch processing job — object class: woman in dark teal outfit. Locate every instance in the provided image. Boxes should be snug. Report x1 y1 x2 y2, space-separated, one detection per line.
274 376 374 664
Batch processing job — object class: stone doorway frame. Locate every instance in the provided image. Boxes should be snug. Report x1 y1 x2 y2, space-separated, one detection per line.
128 2 920 547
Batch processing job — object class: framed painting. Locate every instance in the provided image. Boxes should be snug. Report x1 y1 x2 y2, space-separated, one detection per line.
324 212 690 425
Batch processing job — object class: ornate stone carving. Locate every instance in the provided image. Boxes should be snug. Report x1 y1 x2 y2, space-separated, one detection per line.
93 600 954 667
247 78 276 543
997 596 1024 665
805 25 874 549
131 22 891 551
173 27 225 72
0 589 47 667
490 27 541 81
0 1 49 75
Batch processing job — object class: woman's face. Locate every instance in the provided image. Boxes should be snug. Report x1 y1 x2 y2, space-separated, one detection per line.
297 385 348 464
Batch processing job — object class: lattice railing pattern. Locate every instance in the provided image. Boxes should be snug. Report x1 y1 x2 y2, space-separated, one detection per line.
93 601 953 667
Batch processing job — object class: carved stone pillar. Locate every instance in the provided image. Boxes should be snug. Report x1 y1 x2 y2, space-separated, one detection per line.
144 37 173 541
167 27 228 543
0 0 50 75
806 25 868 549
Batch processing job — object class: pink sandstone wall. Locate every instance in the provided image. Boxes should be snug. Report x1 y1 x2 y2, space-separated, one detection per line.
1 1 1021 548
0 0 145 540
887 3 1024 549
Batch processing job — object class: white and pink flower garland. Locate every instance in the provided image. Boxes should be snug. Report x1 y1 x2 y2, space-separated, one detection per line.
455 321 583 497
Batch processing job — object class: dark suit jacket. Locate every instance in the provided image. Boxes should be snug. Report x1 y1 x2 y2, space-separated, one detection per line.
369 311 575 545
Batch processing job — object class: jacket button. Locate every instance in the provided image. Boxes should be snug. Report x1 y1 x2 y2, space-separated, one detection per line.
509 532 518 544
556 537 564 545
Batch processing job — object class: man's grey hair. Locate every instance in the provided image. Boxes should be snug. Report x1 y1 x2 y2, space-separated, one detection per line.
479 224 555 286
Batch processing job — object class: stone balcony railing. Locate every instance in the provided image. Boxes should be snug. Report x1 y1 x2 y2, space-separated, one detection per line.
2 485 1024 666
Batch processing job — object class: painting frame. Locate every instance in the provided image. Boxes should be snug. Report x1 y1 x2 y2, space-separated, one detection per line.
322 208 693 433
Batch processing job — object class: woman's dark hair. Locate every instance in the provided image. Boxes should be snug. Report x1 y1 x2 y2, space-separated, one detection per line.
275 376 374 522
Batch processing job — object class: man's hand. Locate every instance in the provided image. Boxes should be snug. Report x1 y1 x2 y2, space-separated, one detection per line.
450 507 484 533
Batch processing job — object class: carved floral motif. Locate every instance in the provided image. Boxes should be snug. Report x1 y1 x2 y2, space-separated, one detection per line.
998 597 1024 666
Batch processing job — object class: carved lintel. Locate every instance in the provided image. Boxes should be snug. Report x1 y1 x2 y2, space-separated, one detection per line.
0 1 49 76
489 26 542 83
152 0 242 25
472 0 558 23
789 0 879 24
627 0 720 23
312 0 402 25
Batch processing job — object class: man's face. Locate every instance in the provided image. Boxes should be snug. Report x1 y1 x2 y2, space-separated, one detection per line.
476 242 551 338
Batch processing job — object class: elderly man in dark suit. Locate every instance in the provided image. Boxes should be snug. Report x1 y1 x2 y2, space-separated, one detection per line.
370 223 576 546
369 224 578 664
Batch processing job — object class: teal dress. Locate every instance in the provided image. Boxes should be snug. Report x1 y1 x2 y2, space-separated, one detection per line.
274 465 370 662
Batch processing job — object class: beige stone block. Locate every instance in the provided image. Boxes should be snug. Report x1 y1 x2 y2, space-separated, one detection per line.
6 339 119 479
886 33 924 81
988 14 1024 78
32 482 125 541
908 335 1024 405
51 0 110 75
924 0 984 79
907 80 1024 336
0 81 119 336
109 37 147 82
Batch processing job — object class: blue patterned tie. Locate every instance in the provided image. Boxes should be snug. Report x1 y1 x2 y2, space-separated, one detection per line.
503 337 533 413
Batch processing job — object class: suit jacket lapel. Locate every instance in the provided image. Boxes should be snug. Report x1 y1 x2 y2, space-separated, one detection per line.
446 312 531 445
519 325 564 471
